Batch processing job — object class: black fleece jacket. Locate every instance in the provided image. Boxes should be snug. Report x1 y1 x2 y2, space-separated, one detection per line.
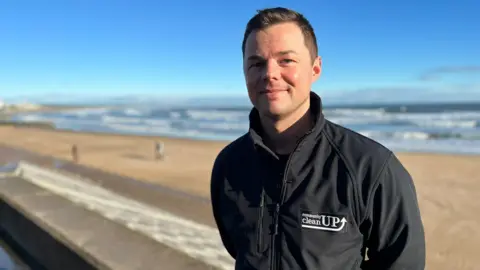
210 92 426 270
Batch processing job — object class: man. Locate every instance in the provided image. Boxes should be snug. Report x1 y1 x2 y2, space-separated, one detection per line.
210 7 425 270
71 144 78 163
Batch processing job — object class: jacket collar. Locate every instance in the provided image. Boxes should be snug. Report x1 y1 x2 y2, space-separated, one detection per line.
248 91 326 149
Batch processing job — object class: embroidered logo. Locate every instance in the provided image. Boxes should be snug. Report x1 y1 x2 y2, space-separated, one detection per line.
301 212 347 232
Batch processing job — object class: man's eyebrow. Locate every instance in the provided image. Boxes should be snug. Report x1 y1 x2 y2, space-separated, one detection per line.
247 50 298 61
247 55 264 61
276 50 297 56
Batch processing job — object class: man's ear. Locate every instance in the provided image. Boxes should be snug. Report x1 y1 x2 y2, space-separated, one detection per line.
312 56 322 82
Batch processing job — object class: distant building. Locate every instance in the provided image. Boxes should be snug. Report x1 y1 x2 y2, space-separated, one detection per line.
0 99 5 111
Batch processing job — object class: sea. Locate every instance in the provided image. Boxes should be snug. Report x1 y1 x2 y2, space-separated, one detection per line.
10 101 480 155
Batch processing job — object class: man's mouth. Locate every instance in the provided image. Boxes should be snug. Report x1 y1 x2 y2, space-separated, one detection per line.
260 88 287 94
259 88 288 100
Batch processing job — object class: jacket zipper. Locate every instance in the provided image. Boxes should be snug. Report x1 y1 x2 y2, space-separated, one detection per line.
257 188 265 253
269 131 312 270
269 155 292 270
270 203 281 270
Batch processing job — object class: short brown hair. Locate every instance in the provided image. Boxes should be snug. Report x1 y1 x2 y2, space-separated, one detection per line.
242 7 319 63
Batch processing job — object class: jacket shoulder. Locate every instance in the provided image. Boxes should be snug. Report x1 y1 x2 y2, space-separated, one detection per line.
323 119 392 160
214 133 251 166
322 120 394 207
211 133 251 182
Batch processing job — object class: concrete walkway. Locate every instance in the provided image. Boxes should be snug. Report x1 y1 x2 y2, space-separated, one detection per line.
0 145 234 270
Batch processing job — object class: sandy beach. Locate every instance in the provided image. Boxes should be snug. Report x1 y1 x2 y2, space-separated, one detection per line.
1 126 479 269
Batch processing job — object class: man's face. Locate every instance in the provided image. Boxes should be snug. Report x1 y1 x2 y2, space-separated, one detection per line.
243 22 321 120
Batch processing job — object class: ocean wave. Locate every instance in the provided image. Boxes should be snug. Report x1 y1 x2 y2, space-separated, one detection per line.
326 109 480 119
360 131 429 140
326 102 480 114
388 111 480 121
380 139 480 155
328 112 479 129
100 115 248 131
61 108 111 117
104 123 235 141
411 119 477 128
39 106 480 130
102 115 144 124
326 108 386 117
169 111 181 119
359 130 480 141
185 109 247 121
17 114 43 122
123 108 143 116
196 122 249 131
327 117 395 126
9 104 480 154
100 115 172 127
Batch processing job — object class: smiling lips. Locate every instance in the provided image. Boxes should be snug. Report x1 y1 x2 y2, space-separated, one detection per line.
260 86 288 93
260 88 288 100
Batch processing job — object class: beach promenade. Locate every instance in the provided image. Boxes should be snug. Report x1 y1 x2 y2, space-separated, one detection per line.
0 144 233 270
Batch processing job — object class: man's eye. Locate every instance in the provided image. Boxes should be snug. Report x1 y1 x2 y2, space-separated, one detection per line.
280 59 294 64
249 62 264 69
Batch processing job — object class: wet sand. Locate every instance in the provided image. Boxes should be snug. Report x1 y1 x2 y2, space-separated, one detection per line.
0 126 479 270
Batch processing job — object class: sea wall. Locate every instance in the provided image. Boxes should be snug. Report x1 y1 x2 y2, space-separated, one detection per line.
0 165 214 270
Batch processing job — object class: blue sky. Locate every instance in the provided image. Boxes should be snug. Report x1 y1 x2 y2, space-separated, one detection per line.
1 0 479 104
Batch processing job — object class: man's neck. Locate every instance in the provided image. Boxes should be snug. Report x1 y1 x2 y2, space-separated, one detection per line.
260 99 313 155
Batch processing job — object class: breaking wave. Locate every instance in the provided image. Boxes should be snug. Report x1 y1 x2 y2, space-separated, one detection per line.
10 102 480 154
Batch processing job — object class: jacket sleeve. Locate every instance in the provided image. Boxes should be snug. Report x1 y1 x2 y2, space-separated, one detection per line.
361 153 426 270
210 153 237 259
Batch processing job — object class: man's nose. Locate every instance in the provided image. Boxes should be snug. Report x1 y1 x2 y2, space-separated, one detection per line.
263 60 281 81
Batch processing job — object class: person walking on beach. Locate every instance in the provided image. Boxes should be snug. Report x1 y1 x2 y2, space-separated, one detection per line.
154 141 165 160
210 7 425 270
71 144 78 163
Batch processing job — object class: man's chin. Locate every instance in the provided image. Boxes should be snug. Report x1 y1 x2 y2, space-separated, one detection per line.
258 106 289 120
254 98 290 116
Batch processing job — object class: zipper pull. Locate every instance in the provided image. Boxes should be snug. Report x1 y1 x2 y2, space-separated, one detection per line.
274 204 280 235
